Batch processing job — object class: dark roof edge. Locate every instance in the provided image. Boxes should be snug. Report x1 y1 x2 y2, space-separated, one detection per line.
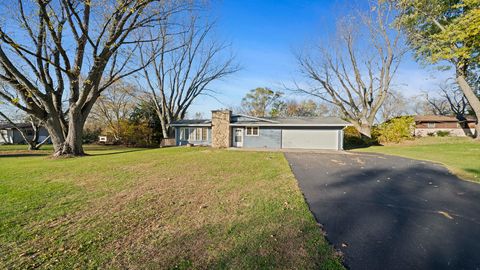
233 114 279 123
170 123 211 127
230 123 352 127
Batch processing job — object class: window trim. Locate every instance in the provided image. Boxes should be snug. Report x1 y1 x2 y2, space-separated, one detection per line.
427 122 436 128
245 126 259 136
180 127 208 141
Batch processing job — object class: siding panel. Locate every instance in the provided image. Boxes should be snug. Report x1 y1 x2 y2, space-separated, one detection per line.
243 127 281 149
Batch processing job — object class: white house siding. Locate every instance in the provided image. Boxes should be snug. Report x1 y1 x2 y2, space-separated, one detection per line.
0 129 12 144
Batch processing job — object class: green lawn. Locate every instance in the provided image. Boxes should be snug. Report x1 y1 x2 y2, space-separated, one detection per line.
355 137 480 182
0 145 342 269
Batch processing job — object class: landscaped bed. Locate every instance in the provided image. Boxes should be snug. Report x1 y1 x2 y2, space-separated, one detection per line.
0 146 342 269
355 137 480 182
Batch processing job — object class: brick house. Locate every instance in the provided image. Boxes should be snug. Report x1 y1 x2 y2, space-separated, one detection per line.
414 115 477 137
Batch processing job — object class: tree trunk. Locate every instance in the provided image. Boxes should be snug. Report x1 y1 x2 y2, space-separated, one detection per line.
28 143 39 151
27 126 40 150
51 110 86 157
160 119 169 139
456 74 480 139
359 124 372 138
356 116 373 138
155 109 170 139
44 118 66 153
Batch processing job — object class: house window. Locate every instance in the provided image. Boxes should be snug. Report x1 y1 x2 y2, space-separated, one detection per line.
195 128 203 141
427 123 436 128
246 126 259 136
180 127 208 141
186 128 195 140
180 128 189 140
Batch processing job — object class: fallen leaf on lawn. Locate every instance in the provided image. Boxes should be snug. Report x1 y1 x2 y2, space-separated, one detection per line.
437 211 453 220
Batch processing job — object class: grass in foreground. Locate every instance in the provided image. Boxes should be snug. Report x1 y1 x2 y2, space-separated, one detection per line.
355 137 480 182
0 146 342 269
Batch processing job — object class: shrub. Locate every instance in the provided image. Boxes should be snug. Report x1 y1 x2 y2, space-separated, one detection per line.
83 128 101 144
343 126 361 137
343 126 378 149
436 130 451 137
374 116 415 144
344 136 370 149
427 132 436 137
119 120 158 147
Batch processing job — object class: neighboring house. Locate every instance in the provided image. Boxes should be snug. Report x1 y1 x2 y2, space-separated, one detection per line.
0 122 50 144
171 110 351 150
414 115 477 137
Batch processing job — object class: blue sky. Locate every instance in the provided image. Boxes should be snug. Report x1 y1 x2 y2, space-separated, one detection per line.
188 0 453 117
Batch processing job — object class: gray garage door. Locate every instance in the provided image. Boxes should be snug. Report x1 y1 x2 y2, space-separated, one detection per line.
281 129 339 150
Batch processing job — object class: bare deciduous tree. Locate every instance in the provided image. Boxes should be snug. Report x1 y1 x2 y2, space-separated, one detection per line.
140 15 239 139
0 0 185 156
380 90 409 122
295 1 405 137
425 81 471 118
89 80 138 142
440 85 469 119
424 92 451 116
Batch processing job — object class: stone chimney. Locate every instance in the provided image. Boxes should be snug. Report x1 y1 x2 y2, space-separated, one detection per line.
211 110 231 148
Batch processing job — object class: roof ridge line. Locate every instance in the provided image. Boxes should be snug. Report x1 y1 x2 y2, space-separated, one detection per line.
234 114 279 123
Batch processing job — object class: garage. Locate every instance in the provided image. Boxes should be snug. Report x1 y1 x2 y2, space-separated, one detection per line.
281 128 342 150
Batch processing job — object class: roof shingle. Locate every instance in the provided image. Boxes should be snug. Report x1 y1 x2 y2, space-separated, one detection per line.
414 115 477 122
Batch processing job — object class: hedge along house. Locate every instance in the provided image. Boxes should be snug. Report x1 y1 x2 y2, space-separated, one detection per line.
171 110 351 150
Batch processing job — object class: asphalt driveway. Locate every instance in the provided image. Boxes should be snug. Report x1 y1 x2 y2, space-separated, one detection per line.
285 152 480 270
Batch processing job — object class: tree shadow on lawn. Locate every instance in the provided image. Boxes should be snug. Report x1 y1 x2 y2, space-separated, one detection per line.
464 168 480 180
0 148 151 158
88 148 151 157
0 152 50 158
297 157 480 270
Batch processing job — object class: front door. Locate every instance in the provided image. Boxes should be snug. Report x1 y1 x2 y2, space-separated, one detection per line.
233 128 244 147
